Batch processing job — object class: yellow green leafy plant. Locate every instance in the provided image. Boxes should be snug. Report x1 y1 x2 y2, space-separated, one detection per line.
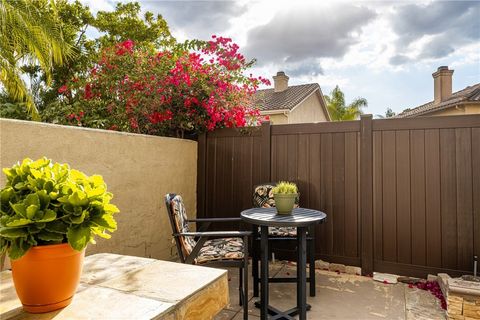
0 158 119 259
272 181 298 194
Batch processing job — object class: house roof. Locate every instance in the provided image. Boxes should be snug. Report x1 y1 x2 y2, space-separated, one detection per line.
253 83 320 112
396 83 480 118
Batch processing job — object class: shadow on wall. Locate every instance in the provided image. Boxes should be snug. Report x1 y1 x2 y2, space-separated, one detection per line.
0 119 198 269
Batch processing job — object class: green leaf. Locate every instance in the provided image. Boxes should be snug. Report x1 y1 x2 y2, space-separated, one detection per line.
0 227 28 238
14 182 25 190
26 205 39 219
6 218 32 227
9 239 32 260
37 230 64 242
104 204 120 214
36 209 56 222
92 214 117 230
44 181 54 193
45 220 68 234
70 210 86 224
67 225 91 251
30 168 43 179
28 223 45 234
86 187 105 199
11 203 27 217
68 191 88 206
1 188 14 204
37 190 51 209
91 227 111 239
25 193 40 207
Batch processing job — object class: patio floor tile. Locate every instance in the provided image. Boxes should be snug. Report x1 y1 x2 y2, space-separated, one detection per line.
215 261 446 320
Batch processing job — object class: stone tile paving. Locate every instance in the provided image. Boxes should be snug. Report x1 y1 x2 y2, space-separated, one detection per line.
215 261 446 320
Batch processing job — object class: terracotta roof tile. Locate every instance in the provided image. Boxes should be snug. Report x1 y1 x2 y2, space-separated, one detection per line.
396 83 480 118
253 83 320 111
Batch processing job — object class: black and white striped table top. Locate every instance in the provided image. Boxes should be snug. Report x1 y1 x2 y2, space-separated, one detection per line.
240 207 326 227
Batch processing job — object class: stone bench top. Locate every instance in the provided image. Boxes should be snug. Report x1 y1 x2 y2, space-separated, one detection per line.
0 253 229 320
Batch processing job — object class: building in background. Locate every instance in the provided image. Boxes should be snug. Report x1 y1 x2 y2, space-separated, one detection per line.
397 66 480 118
253 71 331 124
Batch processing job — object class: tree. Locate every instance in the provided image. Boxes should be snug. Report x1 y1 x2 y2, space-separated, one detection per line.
48 37 270 137
375 107 396 119
324 86 367 121
385 107 396 118
37 1 175 111
94 2 175 49
0 0 73 119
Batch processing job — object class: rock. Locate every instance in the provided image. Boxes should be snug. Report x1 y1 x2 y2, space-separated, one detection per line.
345 266 362 275
428 274 439 282
438 273 451 297
329 263 346 273
373 272 399 284
398 276 423 285
315 259 330 270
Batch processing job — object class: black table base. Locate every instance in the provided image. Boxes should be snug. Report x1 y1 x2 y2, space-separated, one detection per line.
240 208 326 320
254 300 312 319
260 225 309 320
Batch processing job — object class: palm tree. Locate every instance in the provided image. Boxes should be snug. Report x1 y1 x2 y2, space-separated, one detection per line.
324 85 367 121
0 0 72 120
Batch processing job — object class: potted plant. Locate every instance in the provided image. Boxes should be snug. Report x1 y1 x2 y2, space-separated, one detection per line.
0 158 119 313
272 181 298 215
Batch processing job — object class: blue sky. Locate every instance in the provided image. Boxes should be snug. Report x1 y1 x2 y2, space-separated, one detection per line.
83 0 480 116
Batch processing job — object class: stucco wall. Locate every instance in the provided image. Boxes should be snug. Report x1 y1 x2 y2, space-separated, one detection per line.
288 92 328 124
267 113 288 124
0 119 197 264
427 104 480 116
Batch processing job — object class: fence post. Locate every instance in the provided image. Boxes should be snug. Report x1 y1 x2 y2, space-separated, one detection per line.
360 115 374 276
197 132 207 218
261 122 272 182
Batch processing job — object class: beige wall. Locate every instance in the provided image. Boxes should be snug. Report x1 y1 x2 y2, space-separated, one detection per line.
427 104 480 117
288 92 328 124
267 113 288 124
262 92 329 125
0 119 197 264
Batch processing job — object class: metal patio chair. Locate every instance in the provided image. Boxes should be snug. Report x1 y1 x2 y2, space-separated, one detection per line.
165 193 250 319
251 183 317 298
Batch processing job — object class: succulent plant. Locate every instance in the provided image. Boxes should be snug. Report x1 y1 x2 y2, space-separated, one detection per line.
0 158 119 259
272 181 298 194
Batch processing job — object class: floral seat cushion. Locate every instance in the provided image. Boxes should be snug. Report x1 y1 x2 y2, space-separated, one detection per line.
195 237 244 264
253 184 300 237
170 195 197 256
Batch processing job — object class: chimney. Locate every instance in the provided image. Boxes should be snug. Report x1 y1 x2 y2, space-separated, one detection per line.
432 66 454 104
273 71 289 92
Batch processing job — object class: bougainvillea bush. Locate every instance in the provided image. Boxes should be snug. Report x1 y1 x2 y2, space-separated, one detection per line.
52 36 270 137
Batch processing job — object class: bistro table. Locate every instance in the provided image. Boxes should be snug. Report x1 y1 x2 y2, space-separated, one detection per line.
0 253 228 320
241 207 327 320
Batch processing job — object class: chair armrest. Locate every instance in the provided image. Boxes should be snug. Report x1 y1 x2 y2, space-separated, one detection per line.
176 231 252 237
187 217 242 223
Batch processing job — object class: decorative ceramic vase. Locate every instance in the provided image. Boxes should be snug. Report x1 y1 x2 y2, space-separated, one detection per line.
11 243 85 313
273 193 298 214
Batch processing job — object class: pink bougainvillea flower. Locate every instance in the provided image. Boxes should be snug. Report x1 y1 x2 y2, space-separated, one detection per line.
84 83 93 100
63 34 268 137
58 85 68 94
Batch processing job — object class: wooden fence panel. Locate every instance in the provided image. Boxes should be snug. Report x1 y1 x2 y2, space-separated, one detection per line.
270 128 361 264
198 115 480 277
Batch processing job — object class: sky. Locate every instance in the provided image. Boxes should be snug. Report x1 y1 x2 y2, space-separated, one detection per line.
83 0 480 116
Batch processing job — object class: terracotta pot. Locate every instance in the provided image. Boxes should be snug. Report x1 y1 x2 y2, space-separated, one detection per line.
11 243 85 313
273 193 298 214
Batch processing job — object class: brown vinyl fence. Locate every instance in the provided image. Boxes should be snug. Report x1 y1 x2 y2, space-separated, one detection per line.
197 115 480 278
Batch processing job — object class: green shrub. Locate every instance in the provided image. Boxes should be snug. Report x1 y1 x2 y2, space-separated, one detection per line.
272 181 298 194
0 158 119 259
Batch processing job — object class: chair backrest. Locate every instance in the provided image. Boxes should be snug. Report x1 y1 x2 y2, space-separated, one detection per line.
253 182 300 208
253 183 276 208
164 193 197 263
